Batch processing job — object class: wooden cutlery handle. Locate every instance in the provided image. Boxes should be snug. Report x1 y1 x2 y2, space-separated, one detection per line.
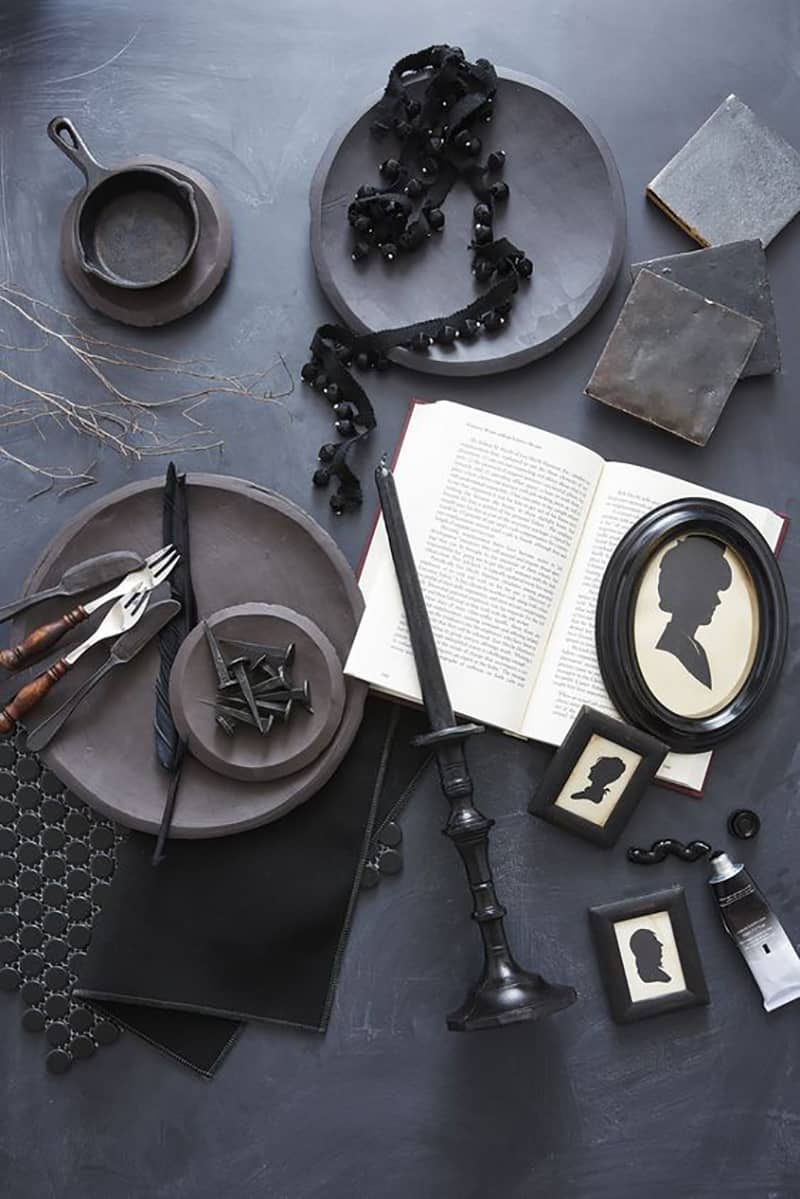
0 660 71 735
0 605 88 671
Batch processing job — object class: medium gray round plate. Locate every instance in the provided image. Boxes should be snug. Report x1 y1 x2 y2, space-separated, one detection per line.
13 475 367 838
170 603 346 783
60 157 232 327
310 68 626 375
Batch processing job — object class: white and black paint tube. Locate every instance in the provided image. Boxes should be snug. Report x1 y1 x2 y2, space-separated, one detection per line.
708 852 800 1012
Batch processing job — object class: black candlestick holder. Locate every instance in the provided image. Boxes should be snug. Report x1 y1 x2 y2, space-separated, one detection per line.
375 458 576 1031
414 723 578 1031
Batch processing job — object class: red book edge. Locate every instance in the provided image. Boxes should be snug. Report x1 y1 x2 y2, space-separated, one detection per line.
356 396 426 580
354 399 791 800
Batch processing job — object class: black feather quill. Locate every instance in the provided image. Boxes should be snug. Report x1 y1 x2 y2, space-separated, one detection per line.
152 463 197 863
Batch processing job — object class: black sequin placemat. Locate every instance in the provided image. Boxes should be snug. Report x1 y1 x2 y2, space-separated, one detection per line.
0 728 123 1075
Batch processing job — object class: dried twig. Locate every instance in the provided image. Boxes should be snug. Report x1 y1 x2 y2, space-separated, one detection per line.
0 283 293 494
0 446 97 500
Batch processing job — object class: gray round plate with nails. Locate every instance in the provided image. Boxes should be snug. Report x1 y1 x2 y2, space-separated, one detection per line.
170 603 346 783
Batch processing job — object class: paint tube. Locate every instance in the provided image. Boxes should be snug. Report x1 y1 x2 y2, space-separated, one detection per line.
708 852 800 1012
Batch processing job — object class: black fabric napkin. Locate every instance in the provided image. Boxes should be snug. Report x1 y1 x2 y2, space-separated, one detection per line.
76 697 430 1075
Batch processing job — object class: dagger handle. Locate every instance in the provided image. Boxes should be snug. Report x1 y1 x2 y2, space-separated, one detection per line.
0 659 71 735
0 606 88 671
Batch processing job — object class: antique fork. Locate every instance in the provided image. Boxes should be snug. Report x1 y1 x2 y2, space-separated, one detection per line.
0 545 180 672
0 590 150 735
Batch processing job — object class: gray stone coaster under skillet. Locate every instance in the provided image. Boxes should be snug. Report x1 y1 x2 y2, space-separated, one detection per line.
631 240 780 377
310 68 626 376
585 269 761 445
60 158 232 328
646 94 800 248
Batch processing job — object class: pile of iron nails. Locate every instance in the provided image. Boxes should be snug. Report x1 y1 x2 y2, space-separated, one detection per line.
202 621 313 737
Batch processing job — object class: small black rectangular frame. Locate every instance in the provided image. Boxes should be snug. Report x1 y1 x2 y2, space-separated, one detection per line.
589 885 710 1024
528 706 667 847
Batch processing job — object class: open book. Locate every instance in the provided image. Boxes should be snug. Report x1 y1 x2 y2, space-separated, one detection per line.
345 401 786 793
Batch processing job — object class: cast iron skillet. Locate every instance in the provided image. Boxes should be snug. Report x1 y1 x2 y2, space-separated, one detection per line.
47 116 201 290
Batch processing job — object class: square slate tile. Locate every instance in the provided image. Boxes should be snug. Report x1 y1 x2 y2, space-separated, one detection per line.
647 94 800 247
585 269 761 445
631 240 780 377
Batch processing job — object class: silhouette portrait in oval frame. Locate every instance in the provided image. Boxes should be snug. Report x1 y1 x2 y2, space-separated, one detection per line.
595 499 789 752
655 536 732 689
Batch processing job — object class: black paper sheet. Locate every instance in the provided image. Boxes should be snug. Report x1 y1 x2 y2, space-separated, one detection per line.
77 697 430 1076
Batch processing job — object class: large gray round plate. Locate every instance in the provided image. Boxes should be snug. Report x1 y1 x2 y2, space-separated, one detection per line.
13 475 367 838
310 68 626 375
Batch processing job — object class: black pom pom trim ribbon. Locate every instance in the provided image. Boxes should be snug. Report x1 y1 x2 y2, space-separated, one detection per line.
305 45 532 514
305 274 519 512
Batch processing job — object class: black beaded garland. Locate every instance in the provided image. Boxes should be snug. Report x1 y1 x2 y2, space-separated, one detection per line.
307 46 533 514
482 310 504 332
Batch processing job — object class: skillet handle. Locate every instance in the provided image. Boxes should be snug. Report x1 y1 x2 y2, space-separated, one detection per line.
47 117 106 186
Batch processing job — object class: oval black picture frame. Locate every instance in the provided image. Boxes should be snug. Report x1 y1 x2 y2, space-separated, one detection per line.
596 498 788 752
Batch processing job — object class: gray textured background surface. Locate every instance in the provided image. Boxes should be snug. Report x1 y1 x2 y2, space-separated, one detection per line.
1 2 799 1197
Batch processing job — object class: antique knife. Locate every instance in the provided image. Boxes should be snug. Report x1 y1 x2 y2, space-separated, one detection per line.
26 599 180 753
0 550 144 624
0 545 179 672
374 458 576 1030
0 590 150 736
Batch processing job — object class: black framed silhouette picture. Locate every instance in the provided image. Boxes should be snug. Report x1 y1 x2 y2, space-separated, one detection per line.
633 534 757 718
529 706 667 847
589 886 709 1023
596 499 788 752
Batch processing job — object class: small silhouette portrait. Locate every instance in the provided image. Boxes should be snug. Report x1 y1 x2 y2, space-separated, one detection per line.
655 537 732 689
570 755 627 803
629 927 672 984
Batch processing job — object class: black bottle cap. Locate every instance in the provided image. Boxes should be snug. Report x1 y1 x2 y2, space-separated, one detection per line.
728 809 760 840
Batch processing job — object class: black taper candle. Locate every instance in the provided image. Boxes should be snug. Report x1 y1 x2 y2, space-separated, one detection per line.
375 459 455 732
375 458 577 1030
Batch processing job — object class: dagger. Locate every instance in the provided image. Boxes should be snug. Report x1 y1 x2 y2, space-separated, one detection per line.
374 457 576 1031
